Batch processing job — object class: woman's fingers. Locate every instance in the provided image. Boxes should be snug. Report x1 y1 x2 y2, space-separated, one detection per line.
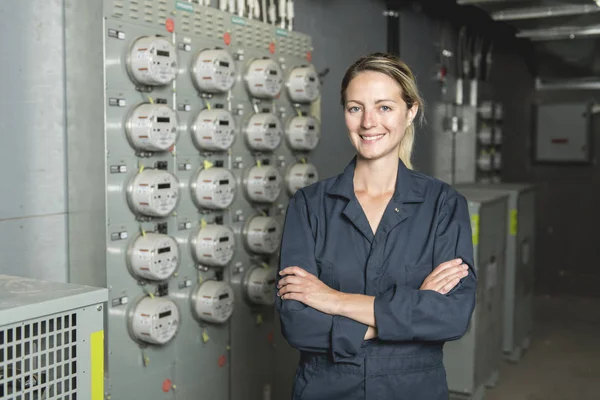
439 277 461 295
430 258 463 277
431 264 469 285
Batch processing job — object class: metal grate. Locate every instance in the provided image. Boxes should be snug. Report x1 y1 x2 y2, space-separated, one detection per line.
0 312 78 400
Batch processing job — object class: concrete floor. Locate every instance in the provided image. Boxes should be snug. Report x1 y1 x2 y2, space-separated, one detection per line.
485 296 600 400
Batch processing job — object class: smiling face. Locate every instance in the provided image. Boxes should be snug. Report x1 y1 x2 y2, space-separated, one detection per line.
344 70 418 162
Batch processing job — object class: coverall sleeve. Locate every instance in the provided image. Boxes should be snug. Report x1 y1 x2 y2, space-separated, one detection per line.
276 191 368 363
373 190 477 342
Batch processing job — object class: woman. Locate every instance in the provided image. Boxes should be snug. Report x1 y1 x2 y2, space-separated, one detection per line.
276 52 476 399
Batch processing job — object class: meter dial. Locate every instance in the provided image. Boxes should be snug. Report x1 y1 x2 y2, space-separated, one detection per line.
191 167 237 210
243 215 282 255
286 163 319 195
286 65 320 103
129 297 180 345
191 109 236 152
125 104 179 152
190 224 236 267
244 58 283 98
244 165 282 203
244 265 277 306
286 116 320 151
244 113 283 152
127 36 178 86
127 170 180 217
127 233 180 281
191 49 236 93
191 280 235 324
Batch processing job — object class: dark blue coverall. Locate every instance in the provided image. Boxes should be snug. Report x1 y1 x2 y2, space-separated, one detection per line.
276 157 477 400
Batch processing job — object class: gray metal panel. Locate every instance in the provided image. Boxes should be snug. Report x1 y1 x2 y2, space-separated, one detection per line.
0 0 70 284
535 102 591 162
295 0 387 180
0 0 67 220
0 275 108 326
455 106 478 184
455 183 536 357
444 190 507 396
65 0 107 288
0 215 68 283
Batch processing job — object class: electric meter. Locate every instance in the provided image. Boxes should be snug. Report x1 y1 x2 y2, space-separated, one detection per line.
191 49 236 93
191 167 237 210
127 170 180 217
190 224 236 267
478 101 494 120
125 104 179 152
127 233 180 281
286 163 319 195
494 127 503 145
493 152 502 170
191 109 236 152
244 165 282 203
245 58 283 98
243 215 281 255
129 297 180 345
286 115 320 151
244 113 283 151
477 151 493 172
191 280 235 324
477 126 492 146
286 65 320 103
127 36 178 86
244 265 277 306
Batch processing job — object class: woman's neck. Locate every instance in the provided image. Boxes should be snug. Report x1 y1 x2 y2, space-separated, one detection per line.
353 154 399 197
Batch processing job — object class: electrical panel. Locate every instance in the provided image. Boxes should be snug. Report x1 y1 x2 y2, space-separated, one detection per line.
66 1 318 400
444 189 507 400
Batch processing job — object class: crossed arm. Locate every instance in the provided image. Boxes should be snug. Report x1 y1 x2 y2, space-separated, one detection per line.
277 258 470 340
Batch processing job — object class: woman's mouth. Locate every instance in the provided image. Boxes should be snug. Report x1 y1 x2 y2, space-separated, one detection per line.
359 133 386 142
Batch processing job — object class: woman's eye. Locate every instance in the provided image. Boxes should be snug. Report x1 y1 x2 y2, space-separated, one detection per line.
380 105 391 112
348 106 360 113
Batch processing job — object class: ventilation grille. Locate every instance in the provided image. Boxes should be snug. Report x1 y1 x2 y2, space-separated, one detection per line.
0 312 78 400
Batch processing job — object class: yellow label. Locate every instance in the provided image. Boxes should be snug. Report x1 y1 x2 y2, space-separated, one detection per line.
256 314 263 325
202 329 210 343
510 209 518 236
471 214 480 246
91 330 104 400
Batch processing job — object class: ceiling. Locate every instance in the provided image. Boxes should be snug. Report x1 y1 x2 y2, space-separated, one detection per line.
389 0 600 82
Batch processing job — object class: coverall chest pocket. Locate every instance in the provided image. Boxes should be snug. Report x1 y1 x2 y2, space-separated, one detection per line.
405 263 433 290
316 260 337 290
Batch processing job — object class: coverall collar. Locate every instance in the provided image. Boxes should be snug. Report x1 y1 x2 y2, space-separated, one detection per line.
326 156 425 204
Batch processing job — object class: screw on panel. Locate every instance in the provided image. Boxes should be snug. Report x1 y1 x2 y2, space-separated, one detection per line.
97 305 103 311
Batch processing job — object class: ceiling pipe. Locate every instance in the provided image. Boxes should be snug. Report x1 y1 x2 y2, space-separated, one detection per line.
517 24 600 40
493 4 600 21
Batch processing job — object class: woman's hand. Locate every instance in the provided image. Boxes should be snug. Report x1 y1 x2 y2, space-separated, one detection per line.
420 258 469 294
277 266 342 315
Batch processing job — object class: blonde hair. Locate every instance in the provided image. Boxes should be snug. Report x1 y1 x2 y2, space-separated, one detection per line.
341 53 424 170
